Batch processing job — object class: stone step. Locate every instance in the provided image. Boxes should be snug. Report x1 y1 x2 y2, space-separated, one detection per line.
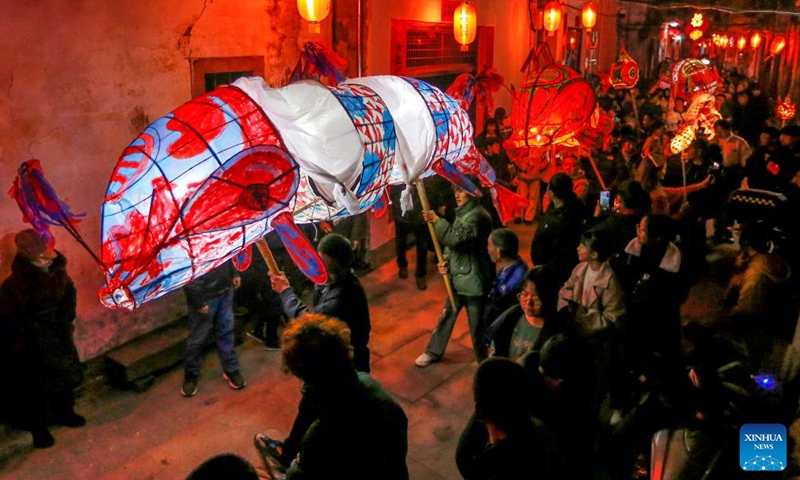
104 319 189 391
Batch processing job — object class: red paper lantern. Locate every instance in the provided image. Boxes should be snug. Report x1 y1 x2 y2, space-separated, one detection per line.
297 0 331 33
508 44 596 148
453 2 477 52
581 2 598 31
778 95 796 120
751 31 763 49
609 47 639 90
770 35 787 56
543 1 563 36
737 36 747 51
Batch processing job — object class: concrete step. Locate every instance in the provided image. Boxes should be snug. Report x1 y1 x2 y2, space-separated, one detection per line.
104 319 190 391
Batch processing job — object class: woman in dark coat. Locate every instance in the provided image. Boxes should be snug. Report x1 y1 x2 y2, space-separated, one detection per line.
0 230 85 448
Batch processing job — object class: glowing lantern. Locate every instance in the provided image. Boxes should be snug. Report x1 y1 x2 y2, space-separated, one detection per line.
582 2 598 31
543 2 563 36
609 47 639 89
737 36 747 51
297 0 331 33
670 58 720 98
778 95 796 120
508 43 596 148
670 124 696 154
453 2 477 52
685 12 708 41
770 35 787 57
751 31 763 49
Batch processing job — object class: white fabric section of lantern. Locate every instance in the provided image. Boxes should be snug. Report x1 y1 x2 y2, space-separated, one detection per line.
233 76 363 207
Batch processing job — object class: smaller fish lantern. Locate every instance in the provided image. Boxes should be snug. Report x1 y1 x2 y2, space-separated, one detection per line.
609 47 639 90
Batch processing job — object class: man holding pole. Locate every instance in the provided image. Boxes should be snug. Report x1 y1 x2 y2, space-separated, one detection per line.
414 183 494 367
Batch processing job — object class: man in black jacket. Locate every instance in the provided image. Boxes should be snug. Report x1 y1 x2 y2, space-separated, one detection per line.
182 260 244 397
270 233 371 373
0 230 85 448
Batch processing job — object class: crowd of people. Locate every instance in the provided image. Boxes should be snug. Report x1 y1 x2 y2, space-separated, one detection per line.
3 67 800 479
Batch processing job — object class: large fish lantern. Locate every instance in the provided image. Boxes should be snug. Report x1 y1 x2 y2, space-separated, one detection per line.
99 72 488 310
507 44 596 149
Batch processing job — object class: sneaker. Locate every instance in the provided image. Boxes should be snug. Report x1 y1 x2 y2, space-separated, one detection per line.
54 411 86 428
181 374 198 397
415 352 437 368
415 276 427 291
399 266 409 279
224 370 247 390
32 428 55 449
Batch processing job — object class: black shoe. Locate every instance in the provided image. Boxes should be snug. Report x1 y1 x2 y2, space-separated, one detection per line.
32 428 55 449
181 373 198 397
416 276 427 291
224 370 246 390
399 267 409 279
54 411 86 428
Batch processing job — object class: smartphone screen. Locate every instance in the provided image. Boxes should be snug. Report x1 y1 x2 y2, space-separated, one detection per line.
600 190 611 211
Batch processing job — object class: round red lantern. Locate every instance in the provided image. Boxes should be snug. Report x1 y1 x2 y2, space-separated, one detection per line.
581 2 598 32
297 0 331 33
543 1 563 36
737 36 747 51
770 35 787 57
453 2 477 52
751 31 763 49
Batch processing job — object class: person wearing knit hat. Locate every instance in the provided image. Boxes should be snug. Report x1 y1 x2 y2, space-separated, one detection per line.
0 229 85 449
530 172 586 284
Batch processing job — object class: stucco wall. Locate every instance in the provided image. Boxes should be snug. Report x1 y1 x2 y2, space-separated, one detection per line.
0 0 330 360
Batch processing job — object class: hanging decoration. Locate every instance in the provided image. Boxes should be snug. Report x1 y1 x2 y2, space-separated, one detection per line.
581 2 598 32
297 0 331 33
777 95 796 120
684 12 708 41
751 31 763 49
768 35 787 58
543 1 563 36
453 2 477 52
507 43 596 149
737 36 747 51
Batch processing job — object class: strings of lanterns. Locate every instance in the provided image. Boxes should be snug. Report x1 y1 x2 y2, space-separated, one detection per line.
581 2 598 32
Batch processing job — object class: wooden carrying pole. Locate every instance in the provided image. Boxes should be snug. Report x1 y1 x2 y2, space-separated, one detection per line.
255 238 280 274
415 180 458 309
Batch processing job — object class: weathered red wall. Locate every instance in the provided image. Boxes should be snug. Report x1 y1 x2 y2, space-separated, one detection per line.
0 0 331 360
